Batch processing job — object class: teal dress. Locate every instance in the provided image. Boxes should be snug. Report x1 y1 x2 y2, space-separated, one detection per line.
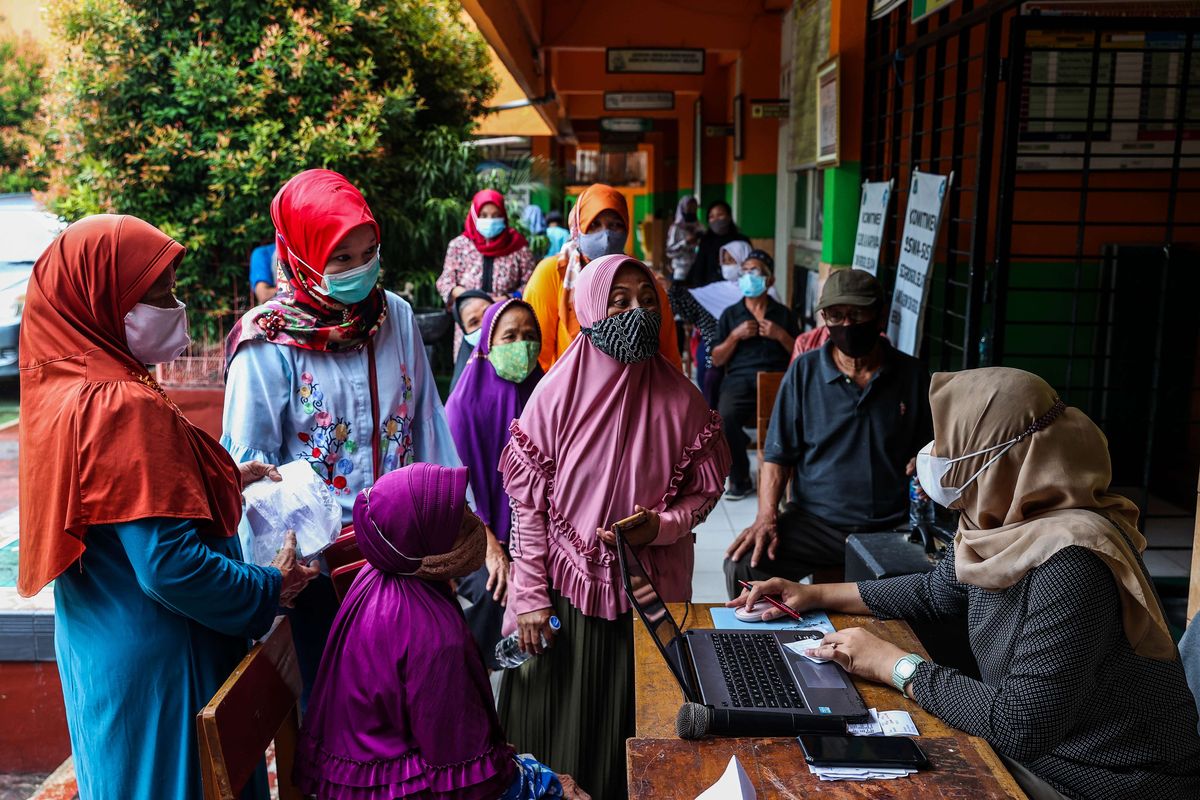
53 518 281 800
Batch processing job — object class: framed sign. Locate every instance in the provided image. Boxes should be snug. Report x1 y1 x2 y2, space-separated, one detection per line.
606 48 705 75
604 91 675 111
600 117 653 133
816 57 840 167
733 94 745 161
751 98 789 119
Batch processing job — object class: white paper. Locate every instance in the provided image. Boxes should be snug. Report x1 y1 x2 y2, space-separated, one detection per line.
851 180 893 275
241 460 343 566
886 170 954 355
695 755 756 800
808 764 917 781
782 638 833 664
847 708 921 737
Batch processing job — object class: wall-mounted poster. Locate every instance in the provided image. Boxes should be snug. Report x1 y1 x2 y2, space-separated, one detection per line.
816 58 840 167
852 180 894 276
887 170 954 356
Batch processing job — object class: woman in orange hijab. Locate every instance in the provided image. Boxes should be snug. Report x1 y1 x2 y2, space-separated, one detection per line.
523 183 681 372
18 215 318 800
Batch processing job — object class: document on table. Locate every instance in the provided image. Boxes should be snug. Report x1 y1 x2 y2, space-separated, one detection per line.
807 764 918 781
709 606 836 634
845 708 920 737
695 755 756 799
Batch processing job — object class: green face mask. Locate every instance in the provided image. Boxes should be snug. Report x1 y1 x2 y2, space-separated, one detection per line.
489 340 540 383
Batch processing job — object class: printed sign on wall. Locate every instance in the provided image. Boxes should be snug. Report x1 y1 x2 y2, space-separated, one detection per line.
887 170 953 355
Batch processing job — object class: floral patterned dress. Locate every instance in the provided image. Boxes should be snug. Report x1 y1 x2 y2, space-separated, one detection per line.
221 291 462 533
437 234 536 355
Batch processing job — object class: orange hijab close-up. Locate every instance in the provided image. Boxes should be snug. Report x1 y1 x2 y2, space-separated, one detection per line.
17 215 244 597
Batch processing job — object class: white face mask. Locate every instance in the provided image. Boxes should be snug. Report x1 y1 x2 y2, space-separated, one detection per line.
124 300 191 365
915 437 1018 509
721 263 740 283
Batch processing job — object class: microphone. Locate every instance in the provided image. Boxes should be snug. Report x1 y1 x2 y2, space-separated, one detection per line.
675 702 844 740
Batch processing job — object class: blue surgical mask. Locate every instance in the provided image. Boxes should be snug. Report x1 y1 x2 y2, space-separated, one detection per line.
322 250 381 304
463 328 482 347
739 272 767 298
579 229 627 261
476 217 506 240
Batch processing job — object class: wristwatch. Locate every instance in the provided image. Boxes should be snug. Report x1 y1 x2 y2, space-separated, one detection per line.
891 653 925 693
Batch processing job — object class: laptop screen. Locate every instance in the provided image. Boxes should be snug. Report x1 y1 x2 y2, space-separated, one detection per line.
616 531 697 701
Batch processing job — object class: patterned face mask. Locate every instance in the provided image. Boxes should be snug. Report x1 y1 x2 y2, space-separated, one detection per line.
488 339 540 383
582 307 662 364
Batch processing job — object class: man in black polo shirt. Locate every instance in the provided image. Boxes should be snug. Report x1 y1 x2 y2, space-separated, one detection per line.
711 249 800 500
723 269 932 597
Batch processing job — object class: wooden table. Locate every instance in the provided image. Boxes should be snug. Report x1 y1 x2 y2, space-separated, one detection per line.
628 604 1026 799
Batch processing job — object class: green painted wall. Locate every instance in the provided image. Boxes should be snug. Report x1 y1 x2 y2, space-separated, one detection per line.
736 172 777 239
701 183 733 212
821 161 862 266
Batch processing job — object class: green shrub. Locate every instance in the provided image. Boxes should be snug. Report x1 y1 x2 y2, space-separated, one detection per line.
0 23 48 193
40 0 496 335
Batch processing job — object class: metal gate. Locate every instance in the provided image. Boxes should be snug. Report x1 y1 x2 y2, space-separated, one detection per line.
863 5 1200 544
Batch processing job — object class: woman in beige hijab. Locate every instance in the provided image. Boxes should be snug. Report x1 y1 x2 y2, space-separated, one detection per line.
732 367 1200 800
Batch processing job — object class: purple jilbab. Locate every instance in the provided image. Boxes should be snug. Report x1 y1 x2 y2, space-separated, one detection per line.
294 464 516 799
445 298 543 543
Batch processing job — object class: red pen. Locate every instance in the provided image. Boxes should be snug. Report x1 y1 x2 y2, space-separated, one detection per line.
738 580 802 621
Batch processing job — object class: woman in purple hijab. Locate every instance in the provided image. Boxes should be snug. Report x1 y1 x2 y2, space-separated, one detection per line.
294 463 585 800
446 299 543 668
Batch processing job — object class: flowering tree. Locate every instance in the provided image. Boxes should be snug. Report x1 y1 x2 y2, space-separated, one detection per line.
40 0 495 328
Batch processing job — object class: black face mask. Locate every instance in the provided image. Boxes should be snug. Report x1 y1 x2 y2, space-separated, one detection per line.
582 307 662 364
709 217 732 236
827 319 880 359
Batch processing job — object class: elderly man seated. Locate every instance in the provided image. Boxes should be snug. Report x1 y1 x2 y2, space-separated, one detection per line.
723 269 932 598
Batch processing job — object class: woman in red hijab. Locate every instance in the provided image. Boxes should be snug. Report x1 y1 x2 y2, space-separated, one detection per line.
223 169 465 699
19 214 318 800
437 189 536 357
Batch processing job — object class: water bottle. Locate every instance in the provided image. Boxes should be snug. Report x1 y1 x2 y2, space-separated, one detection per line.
909 476 934 532
494 616 562 669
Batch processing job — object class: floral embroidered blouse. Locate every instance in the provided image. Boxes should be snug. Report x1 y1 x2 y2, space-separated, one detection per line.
221 292 462 535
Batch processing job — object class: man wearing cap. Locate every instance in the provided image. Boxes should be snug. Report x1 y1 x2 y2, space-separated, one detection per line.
710 249 800 500
723 268 932 596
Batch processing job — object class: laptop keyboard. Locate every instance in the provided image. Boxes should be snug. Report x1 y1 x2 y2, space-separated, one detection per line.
712 633 805 710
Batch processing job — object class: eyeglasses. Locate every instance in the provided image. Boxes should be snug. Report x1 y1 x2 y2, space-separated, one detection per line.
740 267 767 277
823 307 876 325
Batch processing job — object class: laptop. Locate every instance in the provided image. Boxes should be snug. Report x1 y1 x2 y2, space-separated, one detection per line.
616 531 869 727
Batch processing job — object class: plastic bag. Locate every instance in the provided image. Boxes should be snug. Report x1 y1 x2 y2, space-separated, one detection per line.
241 460 343 566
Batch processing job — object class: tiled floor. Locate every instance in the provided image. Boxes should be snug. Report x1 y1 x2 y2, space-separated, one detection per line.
691 455 761 603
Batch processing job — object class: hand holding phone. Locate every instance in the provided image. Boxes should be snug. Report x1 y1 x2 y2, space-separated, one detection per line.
598 507 659 547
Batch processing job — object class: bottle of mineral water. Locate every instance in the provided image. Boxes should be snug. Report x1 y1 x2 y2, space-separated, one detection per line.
494 616 562 669
909 476 934 532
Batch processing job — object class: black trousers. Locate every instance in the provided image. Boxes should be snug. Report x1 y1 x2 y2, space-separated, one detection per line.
456 561 506 669
717 373 758 488
722 506 858 599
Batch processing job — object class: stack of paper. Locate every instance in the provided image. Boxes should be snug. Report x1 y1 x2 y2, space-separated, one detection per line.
807 764 918 781
846 708 920 737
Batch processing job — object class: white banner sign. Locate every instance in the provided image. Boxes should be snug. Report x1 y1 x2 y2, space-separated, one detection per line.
887 170 953 356
851 180 893 276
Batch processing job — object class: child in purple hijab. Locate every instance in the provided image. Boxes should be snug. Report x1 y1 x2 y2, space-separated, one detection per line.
294 463 584 800
446 299 543 668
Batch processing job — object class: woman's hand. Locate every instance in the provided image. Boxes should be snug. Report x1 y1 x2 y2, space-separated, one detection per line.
483 527 510 606
803 627 909 687
516 607 557 655
596 506 660 548
726 577 817 621
271 531 321 609
239 460 282 489
558 774 591 800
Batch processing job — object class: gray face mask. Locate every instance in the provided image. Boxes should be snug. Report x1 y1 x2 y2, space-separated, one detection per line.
579 229 627 261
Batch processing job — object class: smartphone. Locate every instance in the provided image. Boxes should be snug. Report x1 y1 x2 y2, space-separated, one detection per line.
797 734 930 770
612 511 649 536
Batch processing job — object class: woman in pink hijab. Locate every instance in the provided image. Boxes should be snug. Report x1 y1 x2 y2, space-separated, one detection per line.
498 255 731 799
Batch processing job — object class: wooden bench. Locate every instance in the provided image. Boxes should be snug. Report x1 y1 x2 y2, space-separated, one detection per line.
197 616 303 800
755 370 785 466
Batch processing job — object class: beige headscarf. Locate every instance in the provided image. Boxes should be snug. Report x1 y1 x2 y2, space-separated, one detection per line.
934 367 1175 661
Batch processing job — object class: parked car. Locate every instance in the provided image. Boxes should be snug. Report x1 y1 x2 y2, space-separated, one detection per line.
0 194 66 377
